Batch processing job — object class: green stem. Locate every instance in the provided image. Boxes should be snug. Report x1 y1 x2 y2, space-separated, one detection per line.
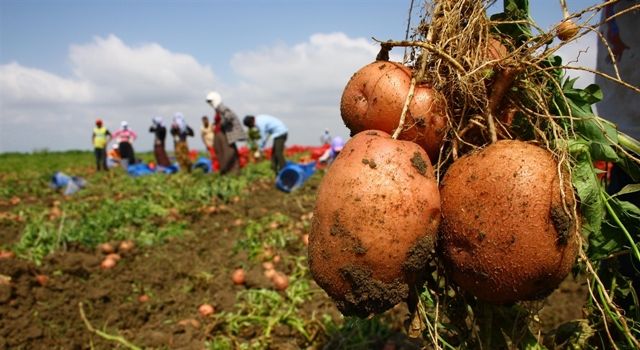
618 132 640 156
602 193 640 263
596 116 640 155
597 283 635 349
79 302 142 350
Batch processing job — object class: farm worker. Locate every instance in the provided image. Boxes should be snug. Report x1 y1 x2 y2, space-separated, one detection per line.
170 112 195 173
112 121 137 168
318 136 345 165
200 115 216 162
320 128 331 146
107 144 121 168
206 91 247 175
149 116 171 167
243 114 289 174
211 112 237 174
92 118 112 171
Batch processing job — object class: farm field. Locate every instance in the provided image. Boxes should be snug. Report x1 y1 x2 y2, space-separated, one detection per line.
0 151 589 349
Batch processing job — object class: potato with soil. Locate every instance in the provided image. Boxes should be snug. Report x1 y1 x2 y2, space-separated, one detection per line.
308 130 441 317
439 140 579 304
340 61 448 161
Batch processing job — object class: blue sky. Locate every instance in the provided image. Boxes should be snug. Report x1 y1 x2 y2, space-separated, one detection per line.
0 0 599 152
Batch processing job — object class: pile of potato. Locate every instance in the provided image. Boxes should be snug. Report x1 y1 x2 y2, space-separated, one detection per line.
308 59 579 316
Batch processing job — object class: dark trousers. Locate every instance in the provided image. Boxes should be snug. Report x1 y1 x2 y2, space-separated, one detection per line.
272 133 287 174
119 142 136 166
215 131 240 175
94 147 108 171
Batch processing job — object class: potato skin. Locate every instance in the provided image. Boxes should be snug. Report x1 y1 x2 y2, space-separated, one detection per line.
340 61 448 161
439 140 579 304
308 130 441 317
486 38 507 61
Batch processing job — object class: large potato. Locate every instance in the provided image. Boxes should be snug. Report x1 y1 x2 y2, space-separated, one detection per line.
308 130 441 316
439 140 579 304
340 61 448 161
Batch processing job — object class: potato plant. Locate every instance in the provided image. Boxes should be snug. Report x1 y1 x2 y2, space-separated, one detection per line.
309 0 640 348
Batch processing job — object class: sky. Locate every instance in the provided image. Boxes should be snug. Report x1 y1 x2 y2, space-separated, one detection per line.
0 0 600 153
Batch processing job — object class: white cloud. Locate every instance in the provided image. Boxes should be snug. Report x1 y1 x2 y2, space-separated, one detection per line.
0 32 387 153
0 35 219 152
69 35 215 104
0 62 93 107
225 32 384 144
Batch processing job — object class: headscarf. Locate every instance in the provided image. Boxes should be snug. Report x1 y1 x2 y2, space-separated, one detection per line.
331 136 345 152
152 116 163 126
206 91 222 109
173 112 187 133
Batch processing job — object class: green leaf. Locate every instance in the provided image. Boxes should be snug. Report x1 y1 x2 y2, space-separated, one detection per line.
589 221 628 259
589 190 640 260
616 154 640 182
575 118 619 146
581 84 603 104
609 197 640 231
490 0 532 45
590 141 620 162
614 184 640 197
563 76 577 90
571 147 605 238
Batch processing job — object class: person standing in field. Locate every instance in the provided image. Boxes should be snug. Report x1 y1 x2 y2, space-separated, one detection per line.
170 112 194 173
320 128 331 146
149 116 171 167
243 114 289 175
206 91 247 175
112 121 137 168
92 118 112 171
211 112 235 174
200 115 216 163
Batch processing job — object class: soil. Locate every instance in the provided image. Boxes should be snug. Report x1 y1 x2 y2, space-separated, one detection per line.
0 174 588 349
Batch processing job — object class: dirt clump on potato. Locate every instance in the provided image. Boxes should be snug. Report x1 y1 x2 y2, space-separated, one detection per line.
308 130 441 316
439 140 579 304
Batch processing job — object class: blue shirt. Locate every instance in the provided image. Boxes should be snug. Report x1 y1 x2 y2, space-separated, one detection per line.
254 114 288 150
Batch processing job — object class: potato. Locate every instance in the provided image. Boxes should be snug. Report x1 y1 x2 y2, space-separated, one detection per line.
340 61 448 161
439 140 579 304
309 130 441 316
486 37 507 61
557 20 579 42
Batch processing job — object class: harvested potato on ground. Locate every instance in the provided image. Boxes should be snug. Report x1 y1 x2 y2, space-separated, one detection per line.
309 130 441 316
439 140 579 304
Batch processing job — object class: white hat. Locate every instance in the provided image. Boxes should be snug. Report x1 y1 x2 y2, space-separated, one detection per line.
206 91 222 109
121 121 128 127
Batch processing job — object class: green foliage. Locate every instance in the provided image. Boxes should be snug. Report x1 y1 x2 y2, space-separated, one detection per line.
0 151 93 199
419 2 640 348
5 154 275 264
490 0 532 45
208 237 317 350
233 213 296 261
322 317 395 349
